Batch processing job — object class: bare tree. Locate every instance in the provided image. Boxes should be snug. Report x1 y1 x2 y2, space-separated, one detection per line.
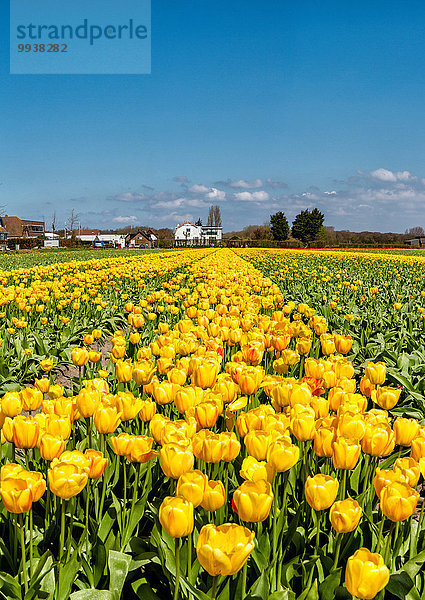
213 205 222 227
405 226 424 236
51 212 56 234
207 205 214 226
66 209 80 238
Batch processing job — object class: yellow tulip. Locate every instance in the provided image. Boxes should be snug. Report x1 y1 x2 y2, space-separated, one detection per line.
345 548 389 600
304 474 338 511
196 523 255 576
329 498 362 533
380 481 419 521
159 496 194 538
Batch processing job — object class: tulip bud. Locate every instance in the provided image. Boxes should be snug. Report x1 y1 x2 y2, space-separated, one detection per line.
330 498 362 533
372 386 401 410
159 496 194 538
364 362 386 386
332 437 361 470
176 470 207 507
71 347 89 367
393 417 419 446
233 479 273 522
345 548 389 600
85 449 108 478
160 443 194 479
304 474 338 510
380 481 419 521
200 480 226 511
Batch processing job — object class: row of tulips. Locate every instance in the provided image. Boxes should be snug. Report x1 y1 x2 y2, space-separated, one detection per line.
0 247 423 599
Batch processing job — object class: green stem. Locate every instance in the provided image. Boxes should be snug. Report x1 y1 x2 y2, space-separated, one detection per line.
86 417 92 448
332 533 342 570
187 531 192 581
85 482 90 554
29 508 33 579
241 560 248 599
122 462 140 549
211 575 218 600
98 469 107 521
375 517 385 553
415 496 425 556
18 513 28 593
384 522 395 565
391 521 400 571
58 499 66 594
174 538 181 600
314 511 321 557
123 456 127 532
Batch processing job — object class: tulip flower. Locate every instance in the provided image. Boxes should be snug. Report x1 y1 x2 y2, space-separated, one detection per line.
39 434 66 461
305 474 339 511
0 478 33 513
364 362 386 386
334 334 353 354
128 436 158 463
373 467 407 498
159 496 194 538
48 463 88 499
160 443 194 479
393 417 419 446
330 498 362 533
345 548 389 599
132 360 156 386
201 480 226 511
138 399 156 422
240 456 274 483
372 386 401 410
192 360 219 389
361 424 395 457
84 449 108 479
71 347 89 367
380 481 419 521
110 432 133 456
176 470 207 507
332 437 361 470
233 479 273 522
115 359 133 383
267 439 300 472
393 457 421 487
1 392 23 418
197 523 255 576
94 403 122 434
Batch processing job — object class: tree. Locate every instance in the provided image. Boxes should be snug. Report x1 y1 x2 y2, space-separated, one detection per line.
195 218 202 226
270 212 290 241
291 208 324 244
66 209 80 239
207 206 214 226
213 205 222 227
207 205 222 227
405 226 424 236
51 212 56 234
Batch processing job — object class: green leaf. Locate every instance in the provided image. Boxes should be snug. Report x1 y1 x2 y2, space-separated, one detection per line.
70 592 114 600
248 570 269 599
131 580 161 600
403 548 425 579
107 551 131 598
387 571 421 600
0 571 22 599
297 579 318 600
318 569 342 600
58 550 81 600
268 591 296 600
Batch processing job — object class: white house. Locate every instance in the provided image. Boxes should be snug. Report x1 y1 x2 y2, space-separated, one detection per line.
174 222 222 247
75 232 126 248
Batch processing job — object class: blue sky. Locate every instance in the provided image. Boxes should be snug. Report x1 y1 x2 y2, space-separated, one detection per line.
2 0 425 232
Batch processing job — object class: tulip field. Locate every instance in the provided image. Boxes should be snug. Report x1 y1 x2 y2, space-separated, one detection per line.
1 247 425 600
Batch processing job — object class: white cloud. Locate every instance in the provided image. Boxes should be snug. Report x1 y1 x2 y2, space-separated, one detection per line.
188 184 209 194
206 187 226 201
233 190 270 202
228 178 263 189
113 192 146 203
368 168 415 183
113 215 138 224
